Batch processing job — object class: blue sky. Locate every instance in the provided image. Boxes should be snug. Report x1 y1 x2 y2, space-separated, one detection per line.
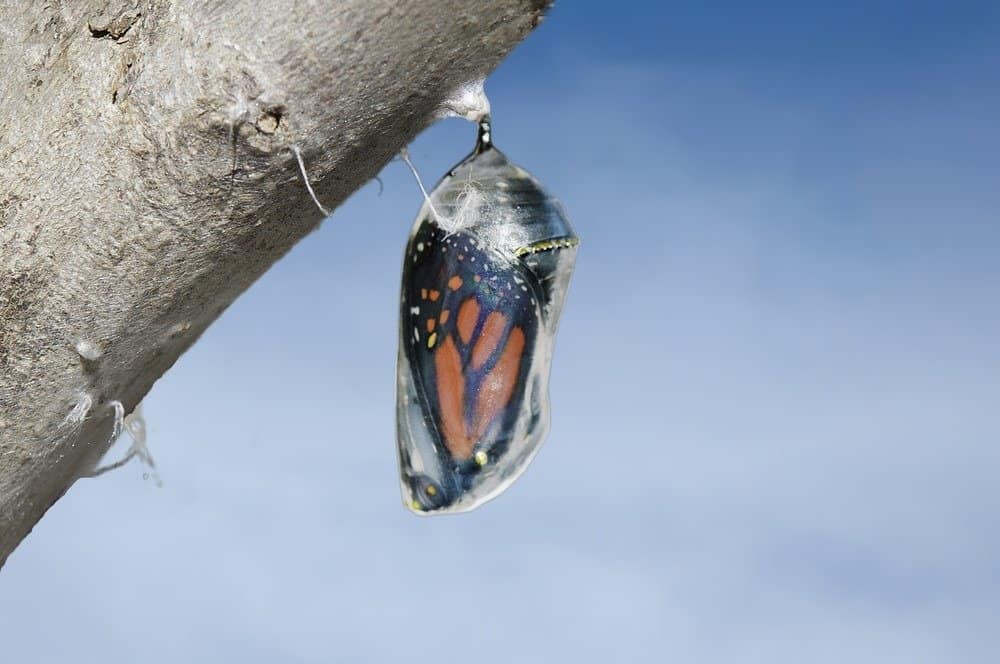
3 2 1000 661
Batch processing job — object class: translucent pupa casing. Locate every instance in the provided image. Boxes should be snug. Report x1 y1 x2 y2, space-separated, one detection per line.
396 119 578 514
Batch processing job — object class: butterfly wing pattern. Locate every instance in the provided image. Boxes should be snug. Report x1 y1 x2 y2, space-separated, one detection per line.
397 120 579 513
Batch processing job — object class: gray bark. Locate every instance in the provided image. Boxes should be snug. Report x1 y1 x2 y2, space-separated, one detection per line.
0 0 549 566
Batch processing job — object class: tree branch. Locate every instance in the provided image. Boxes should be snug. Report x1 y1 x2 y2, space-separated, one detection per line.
0 0 550 565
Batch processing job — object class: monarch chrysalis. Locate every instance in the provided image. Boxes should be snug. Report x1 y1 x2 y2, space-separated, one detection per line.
396 118 579 514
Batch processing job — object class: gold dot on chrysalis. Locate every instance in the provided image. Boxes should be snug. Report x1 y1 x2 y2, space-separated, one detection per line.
427 332 437 348
474 450 488 466
425 485 438 496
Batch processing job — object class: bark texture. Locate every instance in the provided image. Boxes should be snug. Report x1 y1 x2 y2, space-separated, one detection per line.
0 0 549 566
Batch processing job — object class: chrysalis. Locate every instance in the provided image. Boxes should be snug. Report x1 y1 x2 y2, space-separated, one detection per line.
397 118 579 514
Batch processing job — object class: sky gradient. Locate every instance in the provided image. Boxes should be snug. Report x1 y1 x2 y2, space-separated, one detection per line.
3 2 999 661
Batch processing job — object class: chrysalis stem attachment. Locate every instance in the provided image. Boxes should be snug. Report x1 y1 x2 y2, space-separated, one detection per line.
475 116 493 154
436 78 492 123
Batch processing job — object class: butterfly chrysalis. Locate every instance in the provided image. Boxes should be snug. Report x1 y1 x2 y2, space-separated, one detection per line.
396 118 579 514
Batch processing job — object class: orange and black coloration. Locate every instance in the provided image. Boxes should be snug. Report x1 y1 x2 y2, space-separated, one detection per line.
396 119 579 513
